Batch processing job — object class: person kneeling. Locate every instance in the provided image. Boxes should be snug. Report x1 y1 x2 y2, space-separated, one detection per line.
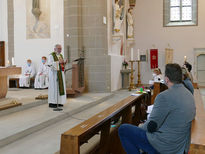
118 63 196 154
19 59 35 88
34 56 49 89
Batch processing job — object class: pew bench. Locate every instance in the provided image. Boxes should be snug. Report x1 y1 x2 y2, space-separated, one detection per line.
9 76 35 88
60 92 150 154
190 89 205 154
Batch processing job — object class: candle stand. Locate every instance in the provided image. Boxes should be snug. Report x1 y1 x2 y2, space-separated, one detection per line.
129 60 136 91
136 60 142 87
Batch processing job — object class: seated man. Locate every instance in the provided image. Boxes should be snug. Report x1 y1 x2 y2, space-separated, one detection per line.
19 59 36 88
34 56 49 89
118 63 196 154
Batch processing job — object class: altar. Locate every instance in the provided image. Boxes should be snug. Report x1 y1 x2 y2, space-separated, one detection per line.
0 67 21 98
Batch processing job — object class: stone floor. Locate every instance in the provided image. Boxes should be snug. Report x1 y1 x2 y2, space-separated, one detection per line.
0 88 48 106
200 88 205 108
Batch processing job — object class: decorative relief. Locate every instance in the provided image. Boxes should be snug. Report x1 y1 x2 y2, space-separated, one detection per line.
26 0 50 39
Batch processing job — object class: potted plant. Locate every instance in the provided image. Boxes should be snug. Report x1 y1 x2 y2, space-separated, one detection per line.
122 60 128 69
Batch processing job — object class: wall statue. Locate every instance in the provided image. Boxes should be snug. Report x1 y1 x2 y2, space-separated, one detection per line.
114 0 124 33
127 8 134 38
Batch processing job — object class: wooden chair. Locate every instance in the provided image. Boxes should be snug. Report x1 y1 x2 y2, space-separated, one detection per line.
151 82 168 104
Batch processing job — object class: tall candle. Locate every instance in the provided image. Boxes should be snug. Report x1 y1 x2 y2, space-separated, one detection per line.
137 49 140 61
131 48 133 61
7 60 10 66
12 57 15 66
184 56 187 62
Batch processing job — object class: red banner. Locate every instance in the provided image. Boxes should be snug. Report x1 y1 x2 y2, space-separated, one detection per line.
150 49 158 69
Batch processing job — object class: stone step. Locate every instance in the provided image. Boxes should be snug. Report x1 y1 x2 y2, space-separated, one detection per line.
0 100 47 117
0 93 114 148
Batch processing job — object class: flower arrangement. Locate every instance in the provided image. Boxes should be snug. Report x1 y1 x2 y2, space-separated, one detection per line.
122 60 128 69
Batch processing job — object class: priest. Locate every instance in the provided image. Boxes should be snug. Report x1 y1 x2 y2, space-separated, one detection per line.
34 56 49 89
19 59 36 88
48 44 67 108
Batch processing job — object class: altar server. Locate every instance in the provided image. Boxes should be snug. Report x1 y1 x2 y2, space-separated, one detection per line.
19 59 36 87
34 56 49 89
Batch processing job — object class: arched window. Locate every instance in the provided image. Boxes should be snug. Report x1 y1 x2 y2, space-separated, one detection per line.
164 0 198 26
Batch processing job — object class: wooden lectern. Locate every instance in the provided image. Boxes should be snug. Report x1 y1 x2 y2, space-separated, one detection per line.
66 58 85 97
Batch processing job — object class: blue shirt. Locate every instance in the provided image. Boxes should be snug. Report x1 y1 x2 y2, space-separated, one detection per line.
183 78 194 95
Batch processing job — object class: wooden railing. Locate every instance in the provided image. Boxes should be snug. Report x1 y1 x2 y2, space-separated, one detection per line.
60 93 150 154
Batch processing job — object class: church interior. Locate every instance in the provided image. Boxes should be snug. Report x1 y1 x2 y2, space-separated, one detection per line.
0 0 205 153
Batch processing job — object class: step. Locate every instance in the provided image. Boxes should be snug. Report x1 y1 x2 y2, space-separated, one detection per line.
0 100 47 117
0 90 133 154
0 93 114 148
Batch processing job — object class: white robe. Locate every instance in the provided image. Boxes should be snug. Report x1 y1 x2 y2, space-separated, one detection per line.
48 54 66 105
34 63 49 89
19 64 36 87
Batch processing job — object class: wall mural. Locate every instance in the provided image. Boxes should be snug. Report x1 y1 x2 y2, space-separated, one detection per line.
26 0 50 39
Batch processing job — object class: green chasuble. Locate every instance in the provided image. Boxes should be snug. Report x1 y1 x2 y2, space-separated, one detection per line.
51 52 65 96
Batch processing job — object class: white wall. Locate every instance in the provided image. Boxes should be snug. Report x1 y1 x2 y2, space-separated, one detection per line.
133 0 205 83
0 0 8 64
110 54 124 91
14 0 64 70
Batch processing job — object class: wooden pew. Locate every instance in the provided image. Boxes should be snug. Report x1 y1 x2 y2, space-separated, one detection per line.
190 89 205 154
151 82 168 104
60 93 150 154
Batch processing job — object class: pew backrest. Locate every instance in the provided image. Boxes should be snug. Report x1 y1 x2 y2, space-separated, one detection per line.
60 93 150 154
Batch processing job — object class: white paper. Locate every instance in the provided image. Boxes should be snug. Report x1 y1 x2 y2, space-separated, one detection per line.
131 93 141 96
147 105 154 114
149 80 154 85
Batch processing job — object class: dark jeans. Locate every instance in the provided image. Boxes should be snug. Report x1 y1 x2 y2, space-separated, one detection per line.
118 124 159 154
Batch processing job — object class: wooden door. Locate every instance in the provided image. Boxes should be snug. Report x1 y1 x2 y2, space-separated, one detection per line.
0 41 5 66
197 54 205 86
